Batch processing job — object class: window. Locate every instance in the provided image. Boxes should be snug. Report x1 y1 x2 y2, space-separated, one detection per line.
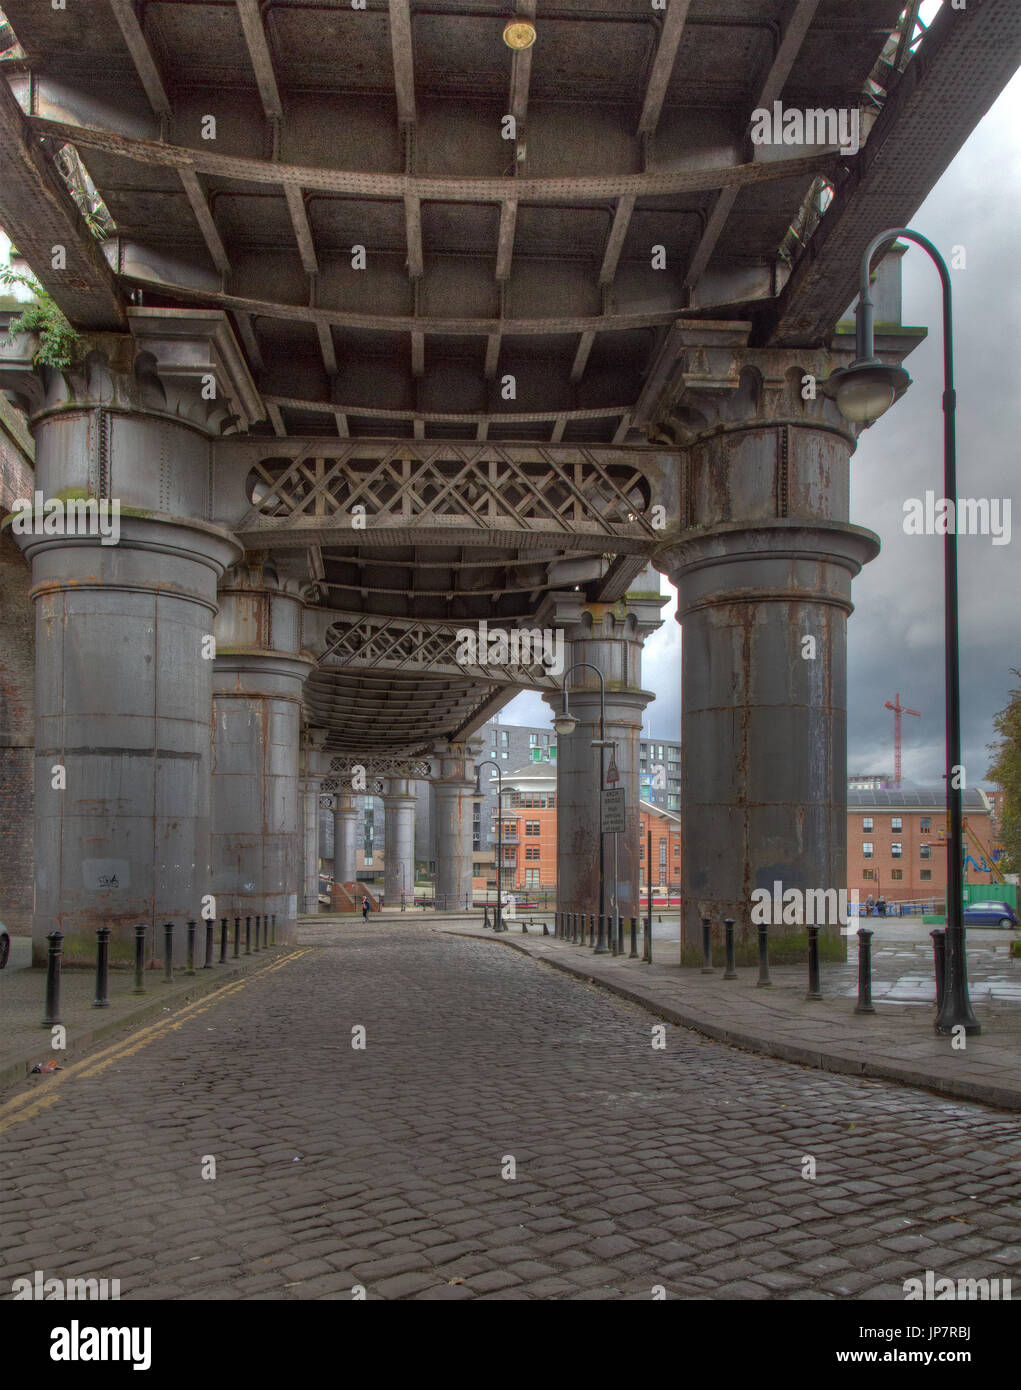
548 794 555 808
525 821 540 836
921 817 931 833
639 844 644 859
920 844 931 860
891 817 902 832
525 847 540 860
862 842 873 858
501 751 508 759
891 869 903 881
529 733 538 746
920 869 932 881
891 843 902 858
863 817 873 832
862 868 875 880
659 840 667 873
525 869 539 887
657 744 664 759
503 847 516 863
500 730 509 746
542 734 549 746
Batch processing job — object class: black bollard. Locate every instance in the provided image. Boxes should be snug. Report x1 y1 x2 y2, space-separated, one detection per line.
483 904 491 929
701 916 713 973
806 925 822 1000
132 923 146 995
253 915 261 952
245 915 252 955
629 916 638 960
617 914 624 956
163 922 174 982
723 918 737 979
271 913 277 946
542 923 549 936
855 927 875 1015
92 927 111 1008
42 930 63 1027
219 917 228 965
930 928 946 1015
203 919 214 969
185 919 196 975
609 912 617 956
571 912 578 944
756 923 771 988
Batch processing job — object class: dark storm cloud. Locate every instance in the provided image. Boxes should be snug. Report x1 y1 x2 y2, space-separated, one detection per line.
503 70 1021 774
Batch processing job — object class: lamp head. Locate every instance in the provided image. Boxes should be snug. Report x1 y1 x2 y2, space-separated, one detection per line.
503 19 537 49
553 712 577 737
822 359 911 425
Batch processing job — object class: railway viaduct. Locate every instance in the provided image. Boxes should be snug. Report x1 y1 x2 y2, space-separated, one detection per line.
0 0 1017 962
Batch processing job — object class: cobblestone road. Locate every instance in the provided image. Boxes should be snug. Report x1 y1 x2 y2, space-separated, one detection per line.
1 923 1019 1300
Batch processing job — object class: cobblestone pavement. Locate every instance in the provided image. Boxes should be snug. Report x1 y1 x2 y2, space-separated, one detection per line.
1 923 1019 1301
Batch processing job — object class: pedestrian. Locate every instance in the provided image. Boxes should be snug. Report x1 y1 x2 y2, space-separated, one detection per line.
876 897 886 917
362 895 370 921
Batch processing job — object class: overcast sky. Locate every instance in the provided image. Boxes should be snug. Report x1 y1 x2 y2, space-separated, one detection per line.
504 57 1021 790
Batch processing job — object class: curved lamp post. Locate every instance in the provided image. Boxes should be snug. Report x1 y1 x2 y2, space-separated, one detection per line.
473 759 505 932
823 225 978 1036
554 662 613 954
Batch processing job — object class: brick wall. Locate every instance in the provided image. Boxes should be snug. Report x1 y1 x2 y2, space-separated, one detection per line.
0 401 35 934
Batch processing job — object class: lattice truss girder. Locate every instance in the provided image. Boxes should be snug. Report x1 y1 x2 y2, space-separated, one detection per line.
237 442 663 549
319 614 561 690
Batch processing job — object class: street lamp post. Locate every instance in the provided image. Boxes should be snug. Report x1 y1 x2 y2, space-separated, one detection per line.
553 662 612 954
399 858 406 912
823 225 979 1035
473 759 505 932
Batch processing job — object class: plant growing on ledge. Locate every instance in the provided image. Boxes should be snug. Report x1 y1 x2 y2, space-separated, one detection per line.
0 264 81 369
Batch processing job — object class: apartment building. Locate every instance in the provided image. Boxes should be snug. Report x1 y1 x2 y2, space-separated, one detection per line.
474 760 681 894
846 788 1002 901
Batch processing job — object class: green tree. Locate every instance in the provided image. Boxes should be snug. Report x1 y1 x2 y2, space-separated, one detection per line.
987 669 1021 874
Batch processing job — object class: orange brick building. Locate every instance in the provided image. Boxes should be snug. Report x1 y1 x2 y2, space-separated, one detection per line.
474 763 680 896
846 788 1003 903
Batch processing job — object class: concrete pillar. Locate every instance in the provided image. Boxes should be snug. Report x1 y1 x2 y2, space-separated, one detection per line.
650 348 881 947
430 742 478 910
332 794 359 883
211 563 311 945
2 324 253 963
382 778 416 907
544 598 662 925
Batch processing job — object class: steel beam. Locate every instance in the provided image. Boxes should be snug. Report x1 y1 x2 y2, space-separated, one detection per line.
0 78 124 329
767 0 1021 345
26 116 839 205
638 0 693 137
236 0 283 120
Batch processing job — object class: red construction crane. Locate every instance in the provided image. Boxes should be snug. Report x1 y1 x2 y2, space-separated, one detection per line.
885 693 921 788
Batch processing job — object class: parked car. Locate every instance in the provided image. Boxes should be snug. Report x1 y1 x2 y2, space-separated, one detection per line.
962 900 1019 928
0 923 9 969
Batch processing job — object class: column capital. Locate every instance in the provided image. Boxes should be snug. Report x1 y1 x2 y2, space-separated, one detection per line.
0 308 263 433
430 740 481 785
637 327 917 447
658 519 881 618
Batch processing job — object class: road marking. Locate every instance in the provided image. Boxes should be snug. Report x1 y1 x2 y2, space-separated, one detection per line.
0 949 312 1133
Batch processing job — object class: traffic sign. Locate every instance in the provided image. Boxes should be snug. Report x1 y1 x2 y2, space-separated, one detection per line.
602 787 625 833
605 758 619 784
